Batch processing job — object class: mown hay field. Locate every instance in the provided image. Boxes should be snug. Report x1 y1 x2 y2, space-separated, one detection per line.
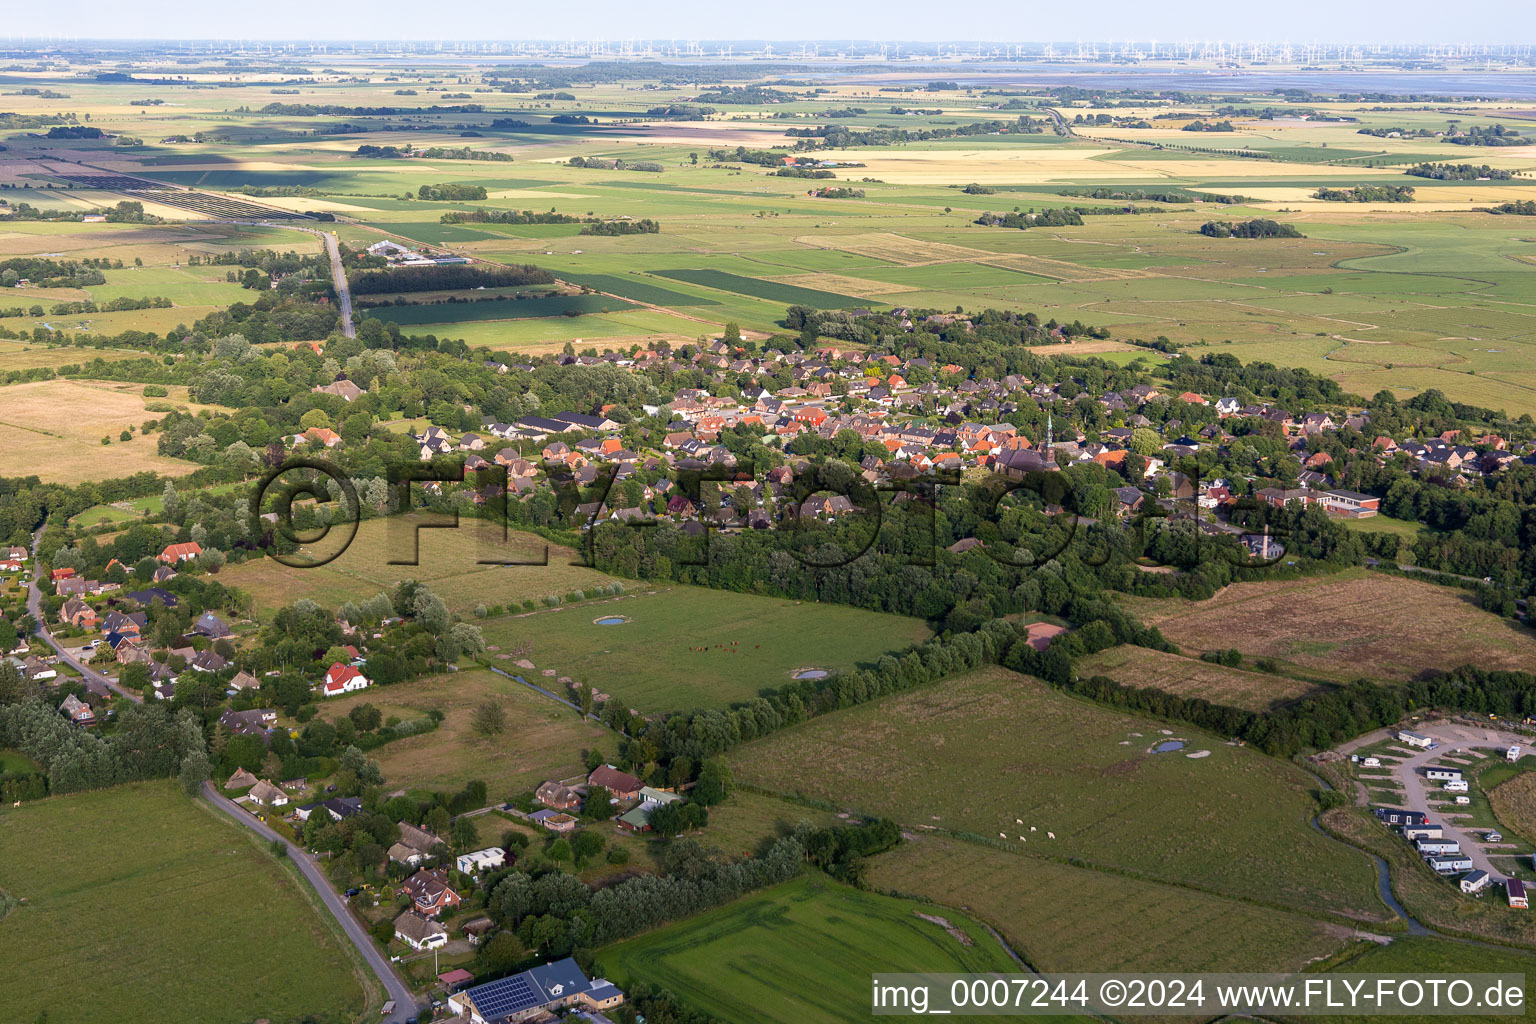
1075 644 1321 710
867 835 1354 972
730 666 1379 919
1119 570 1536 683
0 781 369 1024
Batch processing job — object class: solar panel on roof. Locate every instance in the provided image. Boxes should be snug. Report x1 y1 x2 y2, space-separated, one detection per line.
469 973 541 1018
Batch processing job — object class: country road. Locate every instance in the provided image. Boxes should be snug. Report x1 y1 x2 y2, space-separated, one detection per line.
220 220 355 338
202 782 421 1022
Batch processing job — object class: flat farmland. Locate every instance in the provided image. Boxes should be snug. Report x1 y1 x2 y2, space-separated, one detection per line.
312 668 614 800
1118 570 1536 683
867 835 1354 972
1076 644 1321 710
1320 938 1536 1024
220 516 618 618
0 781 370 1024
359 291 638 325
599 875 1066 1024
731 666 1379 918
480 586 933 713
0 378 203 482
0 338 153 373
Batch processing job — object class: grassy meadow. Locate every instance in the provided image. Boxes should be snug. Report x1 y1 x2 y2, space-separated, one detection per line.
598 874 1075 1024
0 781 370 1023
0 378 208 482
731 665 1381 919
480 585 934 712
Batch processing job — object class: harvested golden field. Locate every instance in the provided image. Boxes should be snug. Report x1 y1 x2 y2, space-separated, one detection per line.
0 339 152 372
310 668 614 800
1119 570 1536 683
867 835 1352 972
1488 772 1536 846
1076 645 1320 711
0 379 202 482
766 272 908 296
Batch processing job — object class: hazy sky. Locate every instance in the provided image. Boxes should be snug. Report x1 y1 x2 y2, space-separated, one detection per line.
6 0 1534 46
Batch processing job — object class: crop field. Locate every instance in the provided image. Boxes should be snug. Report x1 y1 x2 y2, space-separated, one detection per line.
310 668 614 800
479 585 933 712
0 378 205 482
219 516 619 618
0 781 369 1024
1118 569 1536 683
557 272 723 306
359 291 638 325
599 874 1066 1024
867 835 1353 972
1075 644 1321 710
731 666 1380 918
650 268 873 308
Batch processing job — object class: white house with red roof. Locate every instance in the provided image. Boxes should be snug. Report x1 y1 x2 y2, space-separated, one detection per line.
322 663 370 696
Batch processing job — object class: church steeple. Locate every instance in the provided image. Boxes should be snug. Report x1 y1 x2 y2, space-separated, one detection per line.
1044 410 1055 465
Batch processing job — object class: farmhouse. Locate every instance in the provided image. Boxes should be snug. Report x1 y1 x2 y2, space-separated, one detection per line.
159 542 203 564
322 663 370 696
588 764 643 801
448 958 624 1024
534 781 580 810
393 911 448 951
59 693 95 727
401 868 461 917
388 821 443 866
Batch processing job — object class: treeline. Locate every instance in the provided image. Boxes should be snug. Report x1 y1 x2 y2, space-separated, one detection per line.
775 166 836 179
417 146 514 162
975 209 1084 229
1313 185 1415 203
578 219 660 236
784 116 1046 149
1182 120 1236 132
1406 163 1512 180
0 694 209 797
414 183 487 201
258 102 484 116
441 209 581 225
348 263 554 295
1059 186 1249 205
1199 219 1304 239
1482 200 1536 216
0 199 153 224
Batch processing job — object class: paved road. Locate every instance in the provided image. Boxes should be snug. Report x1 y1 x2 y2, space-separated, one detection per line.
23 528 141 703
1342 720 1532 879
317 228 356 338
202 782 421 1022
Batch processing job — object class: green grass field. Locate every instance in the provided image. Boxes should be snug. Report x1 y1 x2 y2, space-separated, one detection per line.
598 874 1080 1024
867 834 1353 972
1322 937 1536 1024
480 585 934 712
731 666 1381 919
310 668 615 800
359 291 638 325
218 516 619 618
0 781 370 1023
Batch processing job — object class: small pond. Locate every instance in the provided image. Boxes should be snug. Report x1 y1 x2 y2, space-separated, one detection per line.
595 617 627 626
1151 740 1187 753
793 669 829 680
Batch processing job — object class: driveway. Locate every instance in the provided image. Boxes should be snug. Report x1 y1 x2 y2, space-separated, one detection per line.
202 783 421 1022
1343 720 1531 878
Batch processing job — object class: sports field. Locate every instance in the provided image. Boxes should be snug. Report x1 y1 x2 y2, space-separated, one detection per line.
1118 569 1536 683
0 781 370 1023
479 585 934 712
731 666 1380 918
599 874 1073 1024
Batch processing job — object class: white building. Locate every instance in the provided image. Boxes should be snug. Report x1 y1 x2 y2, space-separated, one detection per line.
1461 870 1491 894
393 911 448 951
1443 779 1469 793
1398 730 1433 749
455 848 508 877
